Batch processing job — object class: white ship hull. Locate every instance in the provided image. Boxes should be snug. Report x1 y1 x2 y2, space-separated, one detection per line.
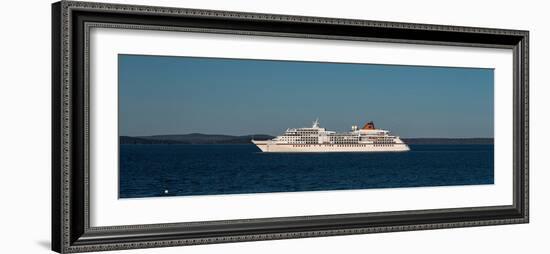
252 140 410 153
252 119 410 153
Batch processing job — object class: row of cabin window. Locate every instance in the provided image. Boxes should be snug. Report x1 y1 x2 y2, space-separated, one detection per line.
289 144 393 147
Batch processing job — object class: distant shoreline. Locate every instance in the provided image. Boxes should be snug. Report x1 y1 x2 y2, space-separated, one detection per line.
402 138 493 145
120 134 493 145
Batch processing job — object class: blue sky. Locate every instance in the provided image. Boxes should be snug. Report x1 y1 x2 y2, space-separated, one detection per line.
119 54 493 138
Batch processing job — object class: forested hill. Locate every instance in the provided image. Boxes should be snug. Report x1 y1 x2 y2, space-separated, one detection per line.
120 134 493 145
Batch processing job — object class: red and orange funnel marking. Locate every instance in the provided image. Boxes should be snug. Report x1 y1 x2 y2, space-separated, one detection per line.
362 121 375 130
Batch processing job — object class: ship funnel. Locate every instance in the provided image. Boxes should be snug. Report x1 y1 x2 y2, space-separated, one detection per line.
362 121 375 130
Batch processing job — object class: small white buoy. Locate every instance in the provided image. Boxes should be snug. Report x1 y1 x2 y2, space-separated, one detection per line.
164 189 169 194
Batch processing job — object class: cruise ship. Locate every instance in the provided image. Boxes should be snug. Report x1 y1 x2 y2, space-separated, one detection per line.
252 119 409 153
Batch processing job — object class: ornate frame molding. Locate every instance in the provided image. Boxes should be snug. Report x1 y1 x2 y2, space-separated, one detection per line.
52 1 529 253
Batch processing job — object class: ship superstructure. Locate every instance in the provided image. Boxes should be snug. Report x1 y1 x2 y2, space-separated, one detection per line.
252 119 410 152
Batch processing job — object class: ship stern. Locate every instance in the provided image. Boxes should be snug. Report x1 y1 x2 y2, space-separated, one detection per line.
395 137 411 152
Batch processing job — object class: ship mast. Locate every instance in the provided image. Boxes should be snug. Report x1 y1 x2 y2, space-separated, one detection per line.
313 118 320 128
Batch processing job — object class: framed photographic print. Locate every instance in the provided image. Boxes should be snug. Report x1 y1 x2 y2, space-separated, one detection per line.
52 1 529 253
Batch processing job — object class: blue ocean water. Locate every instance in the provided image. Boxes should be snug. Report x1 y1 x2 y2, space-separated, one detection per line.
119 144 494 198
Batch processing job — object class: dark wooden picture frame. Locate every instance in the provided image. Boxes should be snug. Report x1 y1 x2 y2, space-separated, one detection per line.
52 1 529 253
